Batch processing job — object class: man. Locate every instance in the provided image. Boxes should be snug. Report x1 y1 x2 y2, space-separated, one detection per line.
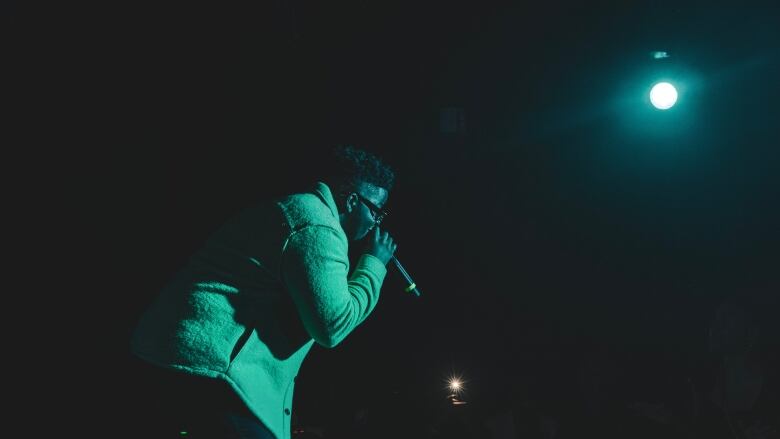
130 145 397 438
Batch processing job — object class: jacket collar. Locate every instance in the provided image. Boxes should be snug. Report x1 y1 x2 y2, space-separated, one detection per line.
313 181 340 219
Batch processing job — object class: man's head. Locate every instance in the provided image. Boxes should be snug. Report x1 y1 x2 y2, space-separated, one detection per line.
324 145 395 241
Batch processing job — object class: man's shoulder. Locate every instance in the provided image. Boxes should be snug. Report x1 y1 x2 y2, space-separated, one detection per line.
278 191 338 230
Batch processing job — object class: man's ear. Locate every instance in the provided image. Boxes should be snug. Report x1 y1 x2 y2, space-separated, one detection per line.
345 193 359 213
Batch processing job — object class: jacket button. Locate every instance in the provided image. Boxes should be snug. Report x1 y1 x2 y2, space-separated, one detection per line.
284 408 291 415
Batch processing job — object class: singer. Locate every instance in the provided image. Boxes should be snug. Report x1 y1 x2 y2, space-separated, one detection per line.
129 145 397 439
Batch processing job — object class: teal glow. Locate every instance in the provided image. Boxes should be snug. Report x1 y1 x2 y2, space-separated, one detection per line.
649 82 678 110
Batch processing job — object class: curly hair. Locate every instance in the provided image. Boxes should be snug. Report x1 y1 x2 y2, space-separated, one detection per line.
325 145 395 196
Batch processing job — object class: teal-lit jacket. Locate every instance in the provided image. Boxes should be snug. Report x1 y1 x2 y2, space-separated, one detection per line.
131 182 387 439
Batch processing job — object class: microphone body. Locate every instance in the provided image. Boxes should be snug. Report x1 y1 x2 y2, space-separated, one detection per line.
391 256 421 297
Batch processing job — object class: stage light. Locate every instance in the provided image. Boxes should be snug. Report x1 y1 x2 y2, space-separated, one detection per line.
649 82 678 110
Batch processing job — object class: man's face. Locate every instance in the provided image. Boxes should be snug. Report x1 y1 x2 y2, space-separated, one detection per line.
343 182 389 241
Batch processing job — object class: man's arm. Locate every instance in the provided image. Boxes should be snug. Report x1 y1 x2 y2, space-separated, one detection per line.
281 225 387 348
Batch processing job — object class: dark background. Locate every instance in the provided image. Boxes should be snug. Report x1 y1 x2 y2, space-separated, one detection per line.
13 0 779 436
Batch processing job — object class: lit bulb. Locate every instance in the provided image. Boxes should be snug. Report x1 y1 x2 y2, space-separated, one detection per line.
650 82 678 110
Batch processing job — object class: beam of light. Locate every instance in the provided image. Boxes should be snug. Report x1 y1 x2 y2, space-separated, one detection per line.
649 82 678 110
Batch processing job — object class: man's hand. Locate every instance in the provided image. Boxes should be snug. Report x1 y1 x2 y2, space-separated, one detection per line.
365 226 397 265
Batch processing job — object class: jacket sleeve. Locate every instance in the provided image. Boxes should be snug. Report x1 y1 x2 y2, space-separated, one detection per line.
281 225 387 348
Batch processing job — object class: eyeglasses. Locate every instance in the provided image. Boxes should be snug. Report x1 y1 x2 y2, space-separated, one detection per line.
354 193 388 225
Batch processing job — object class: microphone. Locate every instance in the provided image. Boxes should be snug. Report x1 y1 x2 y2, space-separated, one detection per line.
391 256 421 297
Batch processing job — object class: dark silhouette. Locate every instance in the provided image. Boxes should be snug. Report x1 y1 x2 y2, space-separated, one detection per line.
691 299 779 439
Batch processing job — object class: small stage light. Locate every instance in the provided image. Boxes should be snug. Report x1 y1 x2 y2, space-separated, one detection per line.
649 82 678 110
